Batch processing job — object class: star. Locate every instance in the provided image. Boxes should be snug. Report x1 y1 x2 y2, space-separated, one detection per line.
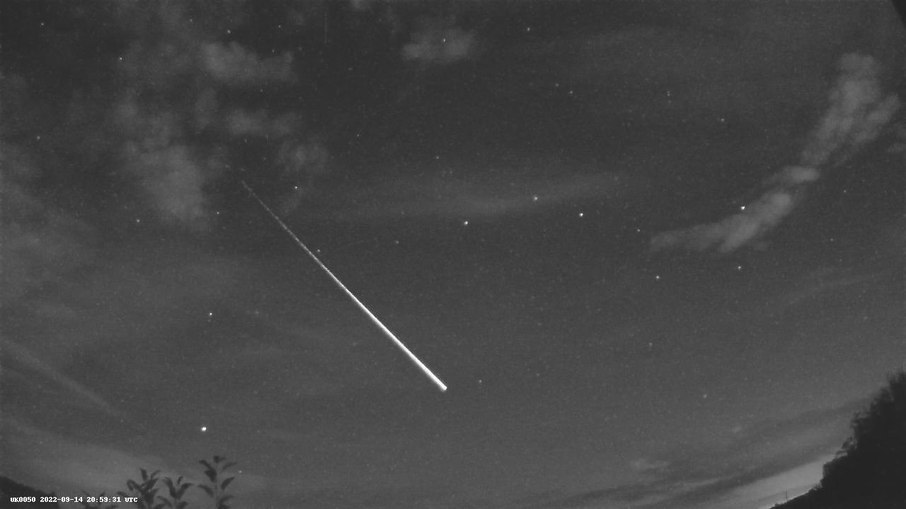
655 275 661 281
463 220 469 226
739 205 746 211
578 212 584 218
200 426 208 433
532 195 539 202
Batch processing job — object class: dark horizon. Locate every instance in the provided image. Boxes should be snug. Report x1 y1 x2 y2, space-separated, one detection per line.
1 2 904 508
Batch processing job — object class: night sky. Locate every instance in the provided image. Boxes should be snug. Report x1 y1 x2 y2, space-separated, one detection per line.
1 2 904 508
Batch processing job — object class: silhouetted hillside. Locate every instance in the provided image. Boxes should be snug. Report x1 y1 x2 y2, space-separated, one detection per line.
0 476 60 509
773 370 906 509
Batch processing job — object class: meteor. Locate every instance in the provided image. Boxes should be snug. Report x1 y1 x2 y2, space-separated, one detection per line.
241 181 448 392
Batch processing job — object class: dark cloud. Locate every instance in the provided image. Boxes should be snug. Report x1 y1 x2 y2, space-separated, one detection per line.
651 53 901 253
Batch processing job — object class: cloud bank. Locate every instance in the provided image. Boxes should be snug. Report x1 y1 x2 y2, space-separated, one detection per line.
521 402 860 509
651 53 900 253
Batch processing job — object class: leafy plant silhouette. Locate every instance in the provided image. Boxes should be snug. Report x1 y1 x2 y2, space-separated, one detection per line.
160 476 194 509
197 456 236 509
77 456 235 509
118 468 161 509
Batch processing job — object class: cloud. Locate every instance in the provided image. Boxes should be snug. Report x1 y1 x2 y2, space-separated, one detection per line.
402 17 477 64
109 4 324 229
2 418 166 495
651 53 900 253
1 339 121 418
777 267 887 308
201 42 295 86
715 457 832 509
123 142 209 226
801 54 901 167
518 402 860 509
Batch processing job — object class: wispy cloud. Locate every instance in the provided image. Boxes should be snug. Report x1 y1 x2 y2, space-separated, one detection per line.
1 339 121 418
777 267 888 308
652 53 900 253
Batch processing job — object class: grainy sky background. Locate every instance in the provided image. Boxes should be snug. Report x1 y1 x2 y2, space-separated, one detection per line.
1 1 904 508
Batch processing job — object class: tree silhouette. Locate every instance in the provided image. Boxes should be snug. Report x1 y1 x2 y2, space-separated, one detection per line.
821 370 906 498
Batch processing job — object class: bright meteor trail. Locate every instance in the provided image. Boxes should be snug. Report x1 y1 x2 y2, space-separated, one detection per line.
241 180 448 392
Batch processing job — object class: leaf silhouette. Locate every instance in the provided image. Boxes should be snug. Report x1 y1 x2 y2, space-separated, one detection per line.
163 478 176 496
220 477 235 490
